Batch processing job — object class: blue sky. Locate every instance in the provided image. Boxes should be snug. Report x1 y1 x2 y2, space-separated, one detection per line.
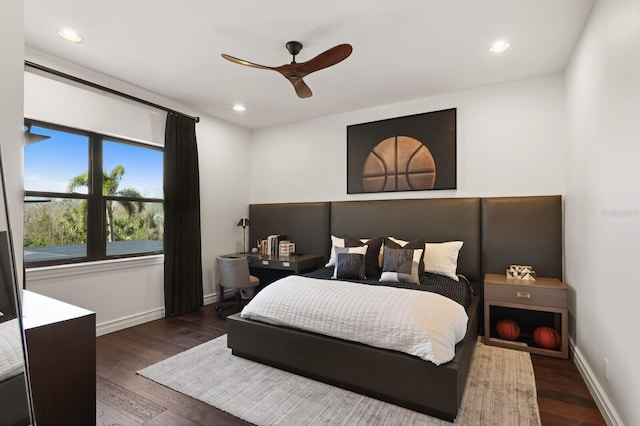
24 125 163 198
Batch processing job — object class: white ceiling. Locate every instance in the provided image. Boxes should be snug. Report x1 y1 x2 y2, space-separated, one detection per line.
24 1 595 130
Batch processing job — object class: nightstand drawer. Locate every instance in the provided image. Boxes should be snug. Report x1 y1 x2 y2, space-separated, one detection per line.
486 284 567 308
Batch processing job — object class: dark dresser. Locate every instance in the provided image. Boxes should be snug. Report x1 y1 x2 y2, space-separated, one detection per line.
23 290 96 426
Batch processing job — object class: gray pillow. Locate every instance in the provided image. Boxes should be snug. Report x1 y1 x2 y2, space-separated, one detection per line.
380 247 424 284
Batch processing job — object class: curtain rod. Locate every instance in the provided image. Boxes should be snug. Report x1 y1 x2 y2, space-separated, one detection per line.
24 60 200 123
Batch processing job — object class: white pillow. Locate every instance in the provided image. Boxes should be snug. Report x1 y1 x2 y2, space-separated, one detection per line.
325 235 346 267
387 236 408 246
423 241 463 281
332 245 368 278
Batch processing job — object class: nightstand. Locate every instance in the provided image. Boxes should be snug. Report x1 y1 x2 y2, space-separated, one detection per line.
484 273 568 358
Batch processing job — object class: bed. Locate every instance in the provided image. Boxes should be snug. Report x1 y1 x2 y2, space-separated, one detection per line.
0 316 31 425
0 318 24 383
227 196 562 421
0 227 33 425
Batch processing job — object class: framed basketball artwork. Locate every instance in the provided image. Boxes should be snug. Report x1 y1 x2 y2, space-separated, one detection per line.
347 108 456 194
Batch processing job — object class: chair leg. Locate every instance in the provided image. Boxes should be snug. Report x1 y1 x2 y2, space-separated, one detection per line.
217 287 250 318
216 285 238 318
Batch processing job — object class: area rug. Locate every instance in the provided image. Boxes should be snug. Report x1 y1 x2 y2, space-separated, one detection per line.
138 335 541 425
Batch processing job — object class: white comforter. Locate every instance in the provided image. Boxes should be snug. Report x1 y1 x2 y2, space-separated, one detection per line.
240 275 468 365
0 318 25 382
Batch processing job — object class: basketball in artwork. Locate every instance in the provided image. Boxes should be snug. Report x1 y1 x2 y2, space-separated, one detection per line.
533 327 561 350
362 136 436 192
495 318 520 341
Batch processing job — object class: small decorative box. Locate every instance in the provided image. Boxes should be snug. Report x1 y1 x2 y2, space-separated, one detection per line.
506 264 537 280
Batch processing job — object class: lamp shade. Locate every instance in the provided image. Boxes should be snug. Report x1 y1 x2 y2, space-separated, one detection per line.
236 218 250 227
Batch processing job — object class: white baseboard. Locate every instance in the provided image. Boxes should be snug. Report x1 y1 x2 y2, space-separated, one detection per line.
203 291 217 306
96 290 228 336
570 338 623 426
96 307 165 336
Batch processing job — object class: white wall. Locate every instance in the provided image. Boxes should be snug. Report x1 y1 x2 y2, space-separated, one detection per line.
250 74 566 203
565 1 640 424
24 52 252 334
0 2 25 288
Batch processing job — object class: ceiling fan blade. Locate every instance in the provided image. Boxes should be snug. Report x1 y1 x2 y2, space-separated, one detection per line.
295 44 353 76
221 53 273 70
290 78 312 98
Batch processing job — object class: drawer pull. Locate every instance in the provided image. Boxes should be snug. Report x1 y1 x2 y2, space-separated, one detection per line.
282 262 290 267
261 260 269 265
517 292 531 299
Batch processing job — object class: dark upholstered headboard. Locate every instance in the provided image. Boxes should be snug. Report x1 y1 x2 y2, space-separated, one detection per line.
331 198 481 282
481 196 562 280
249 202 331 262
248 195 563 286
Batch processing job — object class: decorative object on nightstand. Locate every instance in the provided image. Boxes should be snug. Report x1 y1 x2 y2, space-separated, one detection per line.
506 264 536 280
237 217 250 253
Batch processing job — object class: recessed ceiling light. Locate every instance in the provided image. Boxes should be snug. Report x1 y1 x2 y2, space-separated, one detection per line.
58 28 83 43
489 39 510 53
233 104 246 112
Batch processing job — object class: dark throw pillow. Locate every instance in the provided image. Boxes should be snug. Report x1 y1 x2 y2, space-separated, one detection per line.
335 252 366 280
332 246 368 279
344 235 384 278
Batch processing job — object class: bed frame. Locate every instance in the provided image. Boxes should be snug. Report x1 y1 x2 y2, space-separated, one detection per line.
0 373 31 424
227 195 562 421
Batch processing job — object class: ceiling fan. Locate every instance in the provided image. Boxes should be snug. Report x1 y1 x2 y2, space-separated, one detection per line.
221 41 353 99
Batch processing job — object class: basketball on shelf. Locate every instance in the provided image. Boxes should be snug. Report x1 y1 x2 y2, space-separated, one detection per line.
495 318 520 341
533 327 561 350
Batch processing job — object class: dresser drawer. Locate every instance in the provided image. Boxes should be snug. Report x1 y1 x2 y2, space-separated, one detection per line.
485 284 567 308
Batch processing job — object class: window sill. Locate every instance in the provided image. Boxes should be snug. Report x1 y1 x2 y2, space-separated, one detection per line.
25 255 164 281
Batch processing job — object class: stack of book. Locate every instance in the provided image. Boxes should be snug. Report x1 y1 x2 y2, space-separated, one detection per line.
258 234 286 256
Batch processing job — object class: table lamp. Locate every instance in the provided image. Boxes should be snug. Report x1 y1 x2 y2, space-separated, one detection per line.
236 218 250 253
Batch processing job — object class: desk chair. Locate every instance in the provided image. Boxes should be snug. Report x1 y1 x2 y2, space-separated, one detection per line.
216 256 260 317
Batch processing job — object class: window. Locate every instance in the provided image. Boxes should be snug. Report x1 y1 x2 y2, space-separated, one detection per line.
23 120 163 266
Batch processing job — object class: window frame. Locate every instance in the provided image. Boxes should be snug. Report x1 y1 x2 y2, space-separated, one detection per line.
23 119 164 267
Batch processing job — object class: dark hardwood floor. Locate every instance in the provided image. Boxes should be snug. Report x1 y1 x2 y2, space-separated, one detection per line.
532 354 606 425
96 304 606 425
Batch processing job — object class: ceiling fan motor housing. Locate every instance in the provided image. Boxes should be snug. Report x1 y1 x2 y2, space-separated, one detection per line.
286 41 303 57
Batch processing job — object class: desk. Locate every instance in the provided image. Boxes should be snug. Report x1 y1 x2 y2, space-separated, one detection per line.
222 253 324 286
223 253 324 274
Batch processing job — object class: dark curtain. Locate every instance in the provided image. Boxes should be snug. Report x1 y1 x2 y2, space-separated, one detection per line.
164 113 203 316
